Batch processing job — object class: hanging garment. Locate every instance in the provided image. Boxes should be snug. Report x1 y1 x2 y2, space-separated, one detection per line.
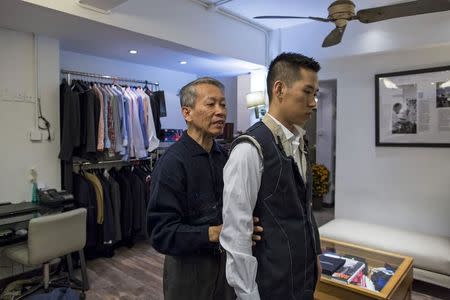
146 89 163 141
127 88 147 159
92 85 105 152
110 168 134 244
153 90 165 140
73 173 97 248
97 173 116 244
59 79 80 161
82 171 104 224
133 166 152 238
139 88 160 151
106 173 122 242
110 86 124 155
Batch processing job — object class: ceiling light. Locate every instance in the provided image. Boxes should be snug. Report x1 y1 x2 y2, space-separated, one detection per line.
180 61 187 65
129 50 138 55
315 97 318 103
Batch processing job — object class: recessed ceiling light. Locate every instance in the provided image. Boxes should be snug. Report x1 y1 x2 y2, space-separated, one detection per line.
180 61 187 65
315 97 318 102
129 49 138 54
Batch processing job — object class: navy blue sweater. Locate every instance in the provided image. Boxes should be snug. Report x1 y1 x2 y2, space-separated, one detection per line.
148 132 227 256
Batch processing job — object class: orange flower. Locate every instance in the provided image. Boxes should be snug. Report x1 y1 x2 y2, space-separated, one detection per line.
311 164 329 198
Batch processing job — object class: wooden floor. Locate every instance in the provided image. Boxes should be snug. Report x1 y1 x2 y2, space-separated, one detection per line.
84 241 447 300
85 242 164 300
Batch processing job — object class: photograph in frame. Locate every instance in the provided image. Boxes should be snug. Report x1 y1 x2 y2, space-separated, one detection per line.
375 66 450 147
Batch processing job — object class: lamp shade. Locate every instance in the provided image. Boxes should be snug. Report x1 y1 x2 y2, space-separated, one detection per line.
246 91 266 108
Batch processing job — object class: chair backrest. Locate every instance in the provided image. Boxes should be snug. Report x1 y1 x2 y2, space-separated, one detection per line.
28 208 87 265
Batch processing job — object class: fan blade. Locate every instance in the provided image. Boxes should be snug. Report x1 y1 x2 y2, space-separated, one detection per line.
322 26 346 47
254 16 331 22
357 0 450 23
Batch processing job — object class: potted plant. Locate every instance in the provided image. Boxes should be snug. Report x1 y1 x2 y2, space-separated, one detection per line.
311 164 330 210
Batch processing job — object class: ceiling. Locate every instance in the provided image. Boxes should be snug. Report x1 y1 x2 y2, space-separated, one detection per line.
205 0 414 29
0 0 444 76
0 0 264 76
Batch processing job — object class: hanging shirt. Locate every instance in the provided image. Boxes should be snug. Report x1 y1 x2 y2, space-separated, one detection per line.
122 89 133 160
139 88 160 152
105 86 117 157
110 86 124 155
92 85 105 152
137 92 149 150
112 86 125 148
127 88 147 159
98 86 111 150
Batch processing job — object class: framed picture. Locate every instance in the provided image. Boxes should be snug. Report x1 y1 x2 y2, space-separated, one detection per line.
375 66 450 147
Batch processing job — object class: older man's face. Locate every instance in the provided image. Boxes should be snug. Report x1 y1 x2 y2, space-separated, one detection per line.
185 83 227 137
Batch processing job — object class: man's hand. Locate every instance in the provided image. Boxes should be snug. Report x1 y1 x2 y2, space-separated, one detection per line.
208 225 222 242
252 217 264 246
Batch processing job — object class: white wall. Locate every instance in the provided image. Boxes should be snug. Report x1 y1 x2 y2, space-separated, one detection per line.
60 50 197 130
320 45 450 237
0 29 198 206
216 76 238 128
0 28 60 203
236 74 252 132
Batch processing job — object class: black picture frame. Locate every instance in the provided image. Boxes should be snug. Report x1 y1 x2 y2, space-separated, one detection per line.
375 66 450 147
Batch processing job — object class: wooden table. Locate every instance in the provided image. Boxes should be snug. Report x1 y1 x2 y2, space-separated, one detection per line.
315 237 414 300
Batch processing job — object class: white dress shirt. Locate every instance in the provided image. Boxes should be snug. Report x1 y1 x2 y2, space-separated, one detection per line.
220 114 308 300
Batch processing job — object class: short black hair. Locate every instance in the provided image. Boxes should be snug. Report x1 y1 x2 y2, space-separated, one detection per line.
393 103 402 110
267 52 321 103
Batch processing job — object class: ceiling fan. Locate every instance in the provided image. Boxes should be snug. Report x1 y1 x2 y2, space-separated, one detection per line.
254 0 450 47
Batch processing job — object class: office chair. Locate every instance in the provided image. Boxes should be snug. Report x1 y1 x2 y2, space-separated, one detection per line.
3 208 89 299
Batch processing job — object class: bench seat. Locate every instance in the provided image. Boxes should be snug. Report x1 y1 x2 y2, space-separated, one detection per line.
319 218 450 288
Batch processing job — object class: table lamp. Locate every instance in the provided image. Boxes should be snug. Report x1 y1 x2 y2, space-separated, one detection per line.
246 91 266 119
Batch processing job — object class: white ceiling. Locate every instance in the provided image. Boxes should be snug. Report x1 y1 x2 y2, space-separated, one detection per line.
0 0 264 76
1 0 445 77
210 0 414 29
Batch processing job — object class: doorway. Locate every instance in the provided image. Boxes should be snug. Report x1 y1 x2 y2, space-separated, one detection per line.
305 80 337 226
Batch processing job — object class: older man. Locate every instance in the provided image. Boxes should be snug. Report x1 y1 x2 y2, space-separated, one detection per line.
148 77 233 300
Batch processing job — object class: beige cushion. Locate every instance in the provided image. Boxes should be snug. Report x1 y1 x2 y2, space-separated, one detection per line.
319 219 450 277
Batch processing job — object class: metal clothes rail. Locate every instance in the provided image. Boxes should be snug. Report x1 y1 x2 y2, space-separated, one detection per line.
72 156 155 171
60 69 159 88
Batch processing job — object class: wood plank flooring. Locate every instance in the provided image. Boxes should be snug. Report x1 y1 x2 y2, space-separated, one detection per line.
85 241 164 300
84 241 447 300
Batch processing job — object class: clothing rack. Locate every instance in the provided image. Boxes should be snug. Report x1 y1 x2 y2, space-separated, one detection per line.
73 156 155 171
60 69 160 89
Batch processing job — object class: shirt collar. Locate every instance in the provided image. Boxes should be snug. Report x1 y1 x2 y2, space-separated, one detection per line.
267 113 305 143
180 131 222 156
